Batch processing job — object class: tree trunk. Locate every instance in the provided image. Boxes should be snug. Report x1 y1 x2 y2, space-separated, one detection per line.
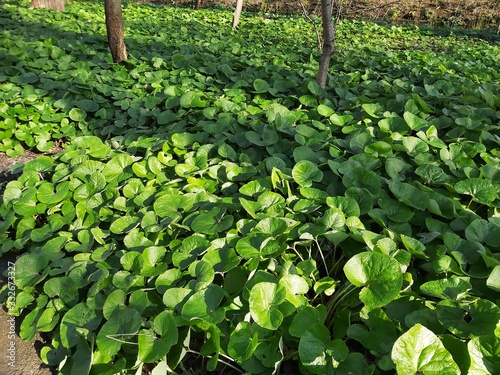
30 0 65 12
316 0 336 88
104 0 128 64
195 0 203 9
232 0 244 28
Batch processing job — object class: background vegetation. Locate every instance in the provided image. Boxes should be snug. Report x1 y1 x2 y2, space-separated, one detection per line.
152 0 500 30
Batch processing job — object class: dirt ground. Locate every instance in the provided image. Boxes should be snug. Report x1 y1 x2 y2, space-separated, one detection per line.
158 0 500 29
0 152 56 375
0 257 56 375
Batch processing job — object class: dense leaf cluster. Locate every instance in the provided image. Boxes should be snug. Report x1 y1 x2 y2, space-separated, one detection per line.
1 1 499 374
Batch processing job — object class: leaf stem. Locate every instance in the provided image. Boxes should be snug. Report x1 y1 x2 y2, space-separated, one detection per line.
315 239 331 277
466 197 473 209
325 282 357 329
186 349 244 374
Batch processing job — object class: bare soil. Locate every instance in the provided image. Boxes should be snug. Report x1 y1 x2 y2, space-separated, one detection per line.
0 151 59 375
0 254 56 375
152 0 500 29
357 0 500 29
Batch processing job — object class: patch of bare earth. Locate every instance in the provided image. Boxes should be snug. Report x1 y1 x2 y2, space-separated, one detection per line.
155 0 500 29
1 150 62 375
355 0 500 29
0 256 56 375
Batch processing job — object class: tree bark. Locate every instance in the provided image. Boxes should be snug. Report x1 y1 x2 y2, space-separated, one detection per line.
104 0 128 64
232 0 244 28
195 0 203 9
316 0 336 88
30 0 65 12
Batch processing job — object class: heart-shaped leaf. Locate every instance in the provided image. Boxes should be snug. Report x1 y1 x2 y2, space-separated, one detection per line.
292 160 323 187
344 252 403 308
392 324 460 374
249 282 286 330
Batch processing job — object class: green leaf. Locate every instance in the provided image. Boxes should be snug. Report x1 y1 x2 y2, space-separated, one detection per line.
191 207 234 235
298 323 334 373
96 308 142 358
240 179 272 196
362 103 384 118
60 302 101 348
400 234 427 259
486 265 500 292
172 235 211 269
155 268 183 294
415 165 452 185
20 308 44 340
157 110 177 124
228 322 259 362
254 217 289 236
180 91 206 108
188 260 215 287
313 277 338 297
58 336 92 374
103 289 127 320
436 299 500 339
138 311 178 363
292 160 323 187
181 284 225 322
41 344 68 367
162 287 192 310
76 99 99 112
403 111 428 131
420 277 472 300
388 180 430 211
245 127 279 146
455 178 497 205
468 335 500 375
385 157 413 181
342 166 382 193
37 307 59 332
236 232 282 259
154 194 192 217
347 308 399 354
249 282 286 330
279 274 309 307
392 324 460 374
253 78 270 93
290 306 325 338
15 253 50 289
326 196 360 217
110 215 140 234
344 252 403 308
36 181 70 205
317 104 334 117
365 140 393 157
317 207 345 229
69 108 87 122
43 276 79 306
403 136 429 156
102 154 134 183
334 352 375 375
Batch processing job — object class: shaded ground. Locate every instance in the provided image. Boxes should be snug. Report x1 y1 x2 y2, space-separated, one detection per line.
0 254 56 375
0 152 57 375
0 151 39 193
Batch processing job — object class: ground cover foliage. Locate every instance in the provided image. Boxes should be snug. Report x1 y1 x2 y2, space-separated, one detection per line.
1 1 500 374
